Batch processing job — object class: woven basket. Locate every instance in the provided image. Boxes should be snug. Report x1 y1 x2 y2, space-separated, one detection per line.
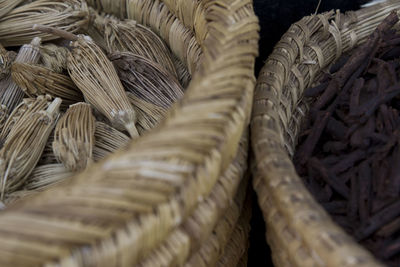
0 0 259 266
251 1 400 266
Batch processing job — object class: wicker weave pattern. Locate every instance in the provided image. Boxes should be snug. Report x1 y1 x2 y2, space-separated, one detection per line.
0 0 259 266
252 1 400 266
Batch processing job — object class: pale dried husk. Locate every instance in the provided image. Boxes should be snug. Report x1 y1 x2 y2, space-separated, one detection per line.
25 163 73 190
88 11 178 78
127 92 167 134
39 43 69 73
0 0 25 18
65 34 139 138
0 0 89 47
53 102 95 171
93 121 130 162
0 96 61 199
110 52 184 109
0 43 16 80
1 37 41 112
11 62 83 108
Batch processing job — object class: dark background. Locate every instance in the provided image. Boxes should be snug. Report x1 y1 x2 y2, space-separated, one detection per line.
248 1 370 266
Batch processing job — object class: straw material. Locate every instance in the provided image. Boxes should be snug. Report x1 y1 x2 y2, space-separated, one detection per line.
39 44 69 73
25 163 73 191
53 103 95 171
89 12 178 78
173 54 192 89
0 0 89 47
111 52 184 109
1 37 41 112
0 0 24 18
0 96 61 199
251 1 400 266
11 62 83 109
0 43 16 80
92 121 130 162
0 0 259 265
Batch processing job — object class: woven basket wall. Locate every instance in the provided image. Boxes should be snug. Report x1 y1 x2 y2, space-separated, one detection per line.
0 0 259 266
252 1 400 266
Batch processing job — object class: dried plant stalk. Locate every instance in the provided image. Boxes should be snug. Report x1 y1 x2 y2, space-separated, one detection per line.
0 96 61 199
53 102 95 171
0 0 89 47
39 44 69 73
39 130 58 165
86 0 126 19
110 52 184 109
0 105 8 132
12 62 83 108
127 92 167 134
88 11 178 77
3 190 37 206
1 37 42 112
25 163 73 190
34 25 139 138
0 0 25 18
173 54 191 88
0 43 16 80
93 121 130 162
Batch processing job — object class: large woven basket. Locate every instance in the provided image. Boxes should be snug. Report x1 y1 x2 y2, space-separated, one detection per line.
0 0 259 266
252 1 400 266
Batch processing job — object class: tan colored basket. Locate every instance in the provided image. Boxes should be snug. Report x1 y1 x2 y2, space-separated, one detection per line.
0 0 259 266
251 1 400 266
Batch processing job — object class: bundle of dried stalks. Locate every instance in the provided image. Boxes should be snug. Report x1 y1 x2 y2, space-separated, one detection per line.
0 43 16 80
111 52 184 109
0 98 38 146
88 12 178 77
0 96 61 199
34 25 140 138
39 130 58 165
39 43 69 73
0 0 25 18
173 54 191 88
3 189 37 206
86 0 126 19
53 102 95 171
25 163 73 190
0 0 89 47
93 121 130 161
127 92 167 134
12 62 83 108
1 37 41 112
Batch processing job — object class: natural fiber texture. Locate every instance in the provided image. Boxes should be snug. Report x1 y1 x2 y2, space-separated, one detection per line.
251 1 400 266
185 179 250 267
11 62 83 109
25 163 73 191
89 11 178 78
173 54 192 88
0 0 89 47
39 43 69 73
86 0 126 19
1 38 41 112
0 96 60 199
0 43 16 80
236 250 249 267
127 93 167 134
0 0 259 265
39 131 58 165
111 52 184 109
0 0 24 18
92 121 130 162
53 103 95 171
137 134 248 266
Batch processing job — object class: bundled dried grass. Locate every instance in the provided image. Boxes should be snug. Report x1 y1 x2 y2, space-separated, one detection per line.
53 102 95 171
25 163 73 190
39 130 58 165
0 0 25 18
0 43 16 80
11 62 83 108
93 121 130 161
1 37 42 112
0 0 89 47
110 52 184 109
3 189 37 206
86 0 126 19
173 54 191 88
0 105 8 131
88 11 178 77
0 96 61 199
34 25 139 138
127 92 167 134
39 43 69 73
